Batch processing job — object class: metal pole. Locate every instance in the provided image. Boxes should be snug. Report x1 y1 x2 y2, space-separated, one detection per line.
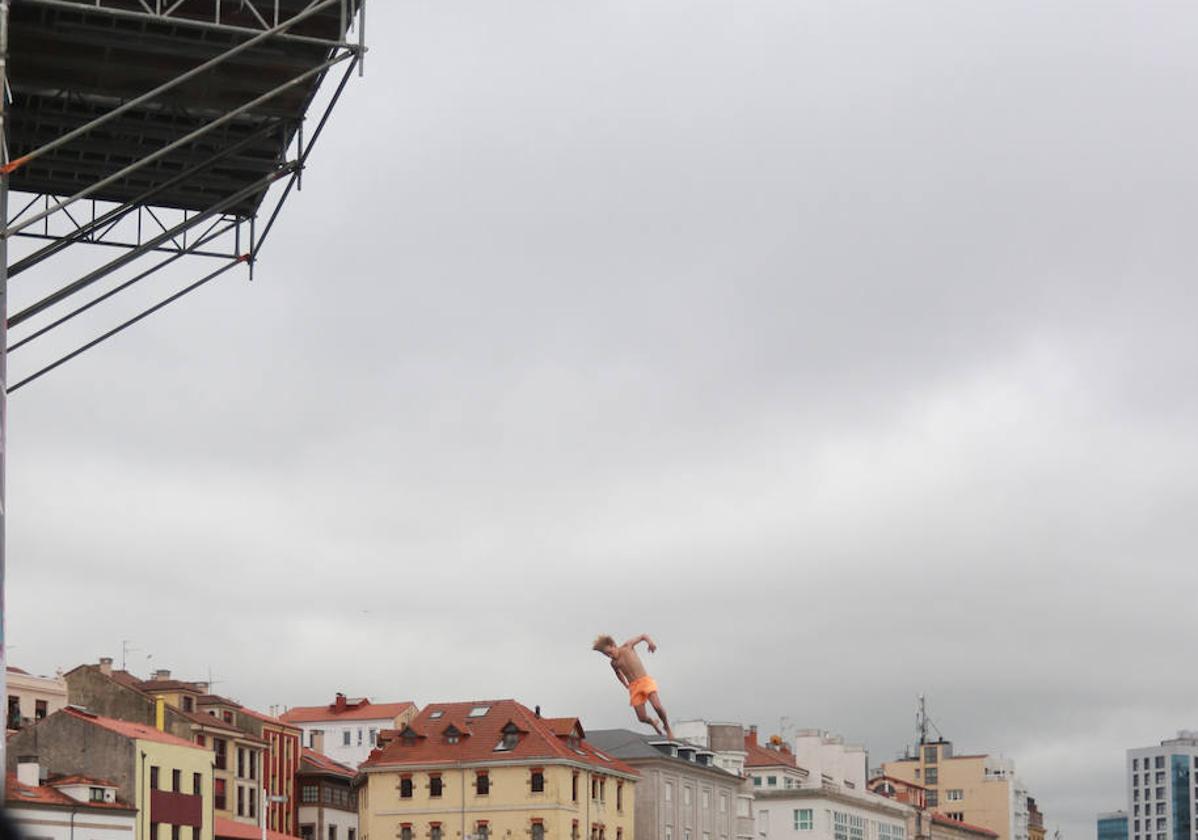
0 0 10 802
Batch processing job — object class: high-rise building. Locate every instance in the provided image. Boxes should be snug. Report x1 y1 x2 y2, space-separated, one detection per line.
1125 732 1198 840
1098 811 1128 840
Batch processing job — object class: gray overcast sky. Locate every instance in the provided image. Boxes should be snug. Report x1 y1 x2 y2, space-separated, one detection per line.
7 2 1197 839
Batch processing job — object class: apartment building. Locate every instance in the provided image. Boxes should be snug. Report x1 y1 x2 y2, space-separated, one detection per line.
281 693 417 767
7 666 69 732
297 748 358 840
6 760 137 840
1125 731 1198 840
359 700 637 840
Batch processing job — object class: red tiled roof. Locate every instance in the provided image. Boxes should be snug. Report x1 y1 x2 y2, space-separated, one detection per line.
872 774 927 791
542 717 586 739
932 814 999 837
743 730 799 769
300 748 356 778
63 707 205 749
281 700 415 724
198 695 300 731
362 700 637 777
215 817 294 840
6 774 134 811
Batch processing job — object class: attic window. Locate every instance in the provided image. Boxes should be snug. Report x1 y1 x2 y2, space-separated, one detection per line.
467 706 490 718
495 723 521 752
444 725 463 745
428 711 444 720
401 728 419 744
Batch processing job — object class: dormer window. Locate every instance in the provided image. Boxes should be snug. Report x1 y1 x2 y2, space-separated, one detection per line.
495 722 522 752
400 727 420 745
443 724 465 745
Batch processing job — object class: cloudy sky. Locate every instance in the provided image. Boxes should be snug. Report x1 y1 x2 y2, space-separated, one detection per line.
7 2 1198 838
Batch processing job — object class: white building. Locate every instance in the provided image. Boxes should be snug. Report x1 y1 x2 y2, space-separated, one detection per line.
6 665 68 732
755 788 913 840
5 761 136 840
280 693 417 768
1126 731 1198 840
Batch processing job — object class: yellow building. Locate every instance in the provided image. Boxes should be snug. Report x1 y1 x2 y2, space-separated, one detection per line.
882 742 1029 840
358 700 637 840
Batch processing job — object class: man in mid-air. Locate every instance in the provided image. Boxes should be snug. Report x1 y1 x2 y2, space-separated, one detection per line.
593 633 673 739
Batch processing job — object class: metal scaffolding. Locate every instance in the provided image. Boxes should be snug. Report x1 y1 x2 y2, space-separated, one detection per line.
0 0 368 791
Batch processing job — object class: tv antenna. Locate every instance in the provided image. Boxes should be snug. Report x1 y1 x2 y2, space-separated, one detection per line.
916 695 944 746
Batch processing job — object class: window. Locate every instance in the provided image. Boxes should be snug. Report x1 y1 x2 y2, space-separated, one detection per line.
795 810 814 830
925 768 939 785
430 825 442 840
834 812 848 840
303 785 319 803
369 728 377 746
329 826 337 840
927 791 939 807
702 789 710 809
572 823 580 840
428 710 444 719
1157 788 1166 799
150 766 160 789
400 827 412 840
214 779 227 810
430 774 443 798
573 772 580 802
720 794 728 813
90 787 106 802
173 827 181 840
35 700 48 720
182 696 194 713
343 730 351 746
214 739 228 770
1156 757 1165 769
1156 772 1166 785
684 786 692 805
151 824 160 840
476 772 490 795
665 782 673 802
237 785 245 817
617 781 624 811
599 779 606 801
223 711 234 723
249 752 257 780
349 831 356 840
532 823 545 840
753 777 761 787
767 776 777 787
925 745 938 764
947 789 964 801
468 706 491 718
496 723 521 752
172 769 182 791
948 814 965 823
666 828 673 840
249 787 257 818
531 769 545 793
193 773 202 796
476 825 489 840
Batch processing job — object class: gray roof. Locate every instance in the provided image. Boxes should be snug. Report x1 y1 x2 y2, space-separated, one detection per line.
587 729 738 779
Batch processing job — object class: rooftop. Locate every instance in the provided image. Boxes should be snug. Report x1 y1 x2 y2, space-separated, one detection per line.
363 701 637 778
585 729 731 778
63 706 205 749
6 774 134 812
281 695 416 724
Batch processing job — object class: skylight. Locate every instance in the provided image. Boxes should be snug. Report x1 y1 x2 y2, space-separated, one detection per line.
428 710 444 719
467 705 491 718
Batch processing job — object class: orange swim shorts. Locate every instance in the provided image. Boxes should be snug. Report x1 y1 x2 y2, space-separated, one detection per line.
628 675 658 707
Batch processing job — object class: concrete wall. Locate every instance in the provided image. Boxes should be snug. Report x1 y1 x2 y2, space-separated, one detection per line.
881 755 1014 840
7 711 139 804
625 758 742 840
6 803 136 840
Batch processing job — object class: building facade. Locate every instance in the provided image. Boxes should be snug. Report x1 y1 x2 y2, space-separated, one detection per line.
298 748 359 840
1099 812 1129 840
6 763 137 840
753 786 912 840
7 665 69 732
588 728 746 840
6 706 215 840
66 660 268 828
281 693 417 768
359 700 637 840
1126 732 1198 840
870 774 1000 840
882 741 1032 840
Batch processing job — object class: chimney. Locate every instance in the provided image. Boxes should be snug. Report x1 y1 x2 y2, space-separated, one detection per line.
153 669 171 682
17 756 39 788
98 657 113 676
747 724 758 746
535 705 541 718
332 693 347 712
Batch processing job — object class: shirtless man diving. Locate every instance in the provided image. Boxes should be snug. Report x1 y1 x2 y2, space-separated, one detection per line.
593 633 673 739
